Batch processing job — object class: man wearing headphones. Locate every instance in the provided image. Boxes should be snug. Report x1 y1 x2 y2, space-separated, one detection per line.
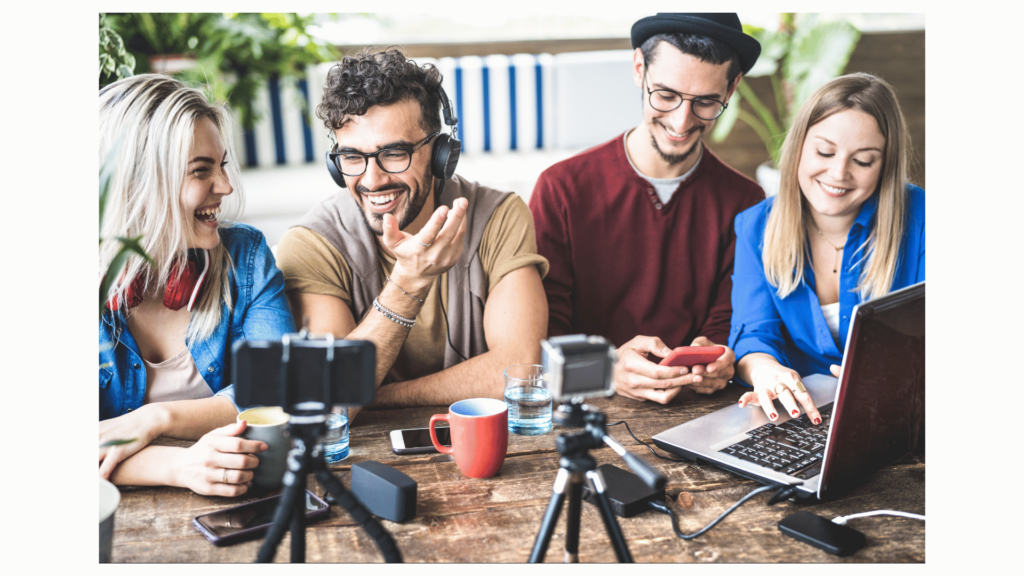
276 48 548 420
530 14 765 404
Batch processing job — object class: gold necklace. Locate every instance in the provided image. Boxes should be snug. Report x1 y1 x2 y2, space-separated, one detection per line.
809 221 845 274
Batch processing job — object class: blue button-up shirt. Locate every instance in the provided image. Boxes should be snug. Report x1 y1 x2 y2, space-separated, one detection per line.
99 224 295 420
729 185 925 380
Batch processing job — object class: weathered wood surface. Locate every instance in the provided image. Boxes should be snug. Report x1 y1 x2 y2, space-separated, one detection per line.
112 385 924 563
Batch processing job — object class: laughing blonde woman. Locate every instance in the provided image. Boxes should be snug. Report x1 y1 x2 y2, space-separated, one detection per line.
99 74 294 496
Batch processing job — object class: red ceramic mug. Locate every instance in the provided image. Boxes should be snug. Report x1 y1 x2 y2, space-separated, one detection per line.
429 398 509 478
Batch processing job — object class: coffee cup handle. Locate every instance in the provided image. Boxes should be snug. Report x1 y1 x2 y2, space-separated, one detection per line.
429 414 453 455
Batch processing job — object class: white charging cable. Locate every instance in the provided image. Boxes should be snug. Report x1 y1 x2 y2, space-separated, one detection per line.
832 510 925 525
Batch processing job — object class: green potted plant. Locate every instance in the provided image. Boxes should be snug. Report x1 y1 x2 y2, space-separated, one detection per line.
99 141 152 320
710 14 860 196
99 13 136 86
104 13 338 132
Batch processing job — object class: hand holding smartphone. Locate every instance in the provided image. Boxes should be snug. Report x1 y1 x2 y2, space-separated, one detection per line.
657 346 725 368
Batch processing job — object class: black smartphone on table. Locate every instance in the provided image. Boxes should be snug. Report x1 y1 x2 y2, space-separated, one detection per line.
390 426 451 455
192 490 330 546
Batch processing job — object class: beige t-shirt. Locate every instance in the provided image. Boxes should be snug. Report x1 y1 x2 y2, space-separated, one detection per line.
277 194 548 383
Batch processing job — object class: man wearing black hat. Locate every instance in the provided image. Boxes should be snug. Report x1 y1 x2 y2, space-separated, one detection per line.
529 14 765 403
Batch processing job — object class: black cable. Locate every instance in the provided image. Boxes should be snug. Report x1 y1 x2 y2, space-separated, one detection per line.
437 275 468 362
607 420 685 461
648 484 777 540
766 485 800 505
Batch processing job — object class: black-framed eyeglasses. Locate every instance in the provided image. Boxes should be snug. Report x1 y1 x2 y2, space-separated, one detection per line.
329 132 439 177
642 65 728 121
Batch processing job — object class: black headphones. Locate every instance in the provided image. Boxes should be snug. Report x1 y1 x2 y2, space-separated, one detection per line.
326 86 461 189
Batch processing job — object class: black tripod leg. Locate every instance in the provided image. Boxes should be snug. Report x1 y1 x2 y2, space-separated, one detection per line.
529 468 571 563
563 475 583 563
257 444 309 563
315 469 403 563
290 458 308 563
585 469 633 563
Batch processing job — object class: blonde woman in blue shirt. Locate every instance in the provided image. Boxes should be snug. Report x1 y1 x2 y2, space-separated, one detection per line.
729 73 925 425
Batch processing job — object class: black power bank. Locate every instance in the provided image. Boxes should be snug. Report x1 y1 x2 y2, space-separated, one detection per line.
580 463 665 517
778 511 866 556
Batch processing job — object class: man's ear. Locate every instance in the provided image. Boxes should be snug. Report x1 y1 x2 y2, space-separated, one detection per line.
726 73 743 102
632 47 646 89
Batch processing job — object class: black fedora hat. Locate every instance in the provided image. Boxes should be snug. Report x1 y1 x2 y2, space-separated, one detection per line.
631 13 761 75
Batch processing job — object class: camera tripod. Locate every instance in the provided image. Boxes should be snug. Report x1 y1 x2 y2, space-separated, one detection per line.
256 408 402 563
529 401 666 563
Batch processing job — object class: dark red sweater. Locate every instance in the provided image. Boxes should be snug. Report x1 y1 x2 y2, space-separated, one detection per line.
529 134 764 348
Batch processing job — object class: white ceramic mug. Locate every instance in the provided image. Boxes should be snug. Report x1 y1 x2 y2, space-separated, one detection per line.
100 478 120 562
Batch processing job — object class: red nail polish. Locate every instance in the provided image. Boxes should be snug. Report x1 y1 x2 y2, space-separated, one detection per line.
813 417 821 425
792 410 799 416
770 413 777 420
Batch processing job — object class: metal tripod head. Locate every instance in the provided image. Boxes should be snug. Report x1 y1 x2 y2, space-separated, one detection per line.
553 400 666 492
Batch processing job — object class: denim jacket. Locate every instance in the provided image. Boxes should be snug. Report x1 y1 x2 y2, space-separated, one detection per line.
99 224 295 420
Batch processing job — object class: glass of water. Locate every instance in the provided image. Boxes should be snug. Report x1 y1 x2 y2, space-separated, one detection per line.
322 406 349 463
504 364 553 435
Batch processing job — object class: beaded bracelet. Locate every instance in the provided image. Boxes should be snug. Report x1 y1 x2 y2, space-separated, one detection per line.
372 297 416 328
386 275 425 303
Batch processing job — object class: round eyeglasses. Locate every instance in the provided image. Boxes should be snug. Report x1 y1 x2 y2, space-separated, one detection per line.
643 67 728 121
329 132 439 177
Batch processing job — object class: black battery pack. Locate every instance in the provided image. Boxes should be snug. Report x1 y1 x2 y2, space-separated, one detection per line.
580 463 665 517
778 511 866 556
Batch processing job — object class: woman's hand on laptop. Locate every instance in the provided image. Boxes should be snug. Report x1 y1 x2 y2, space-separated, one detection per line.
613 335 692 404
739 360 822 425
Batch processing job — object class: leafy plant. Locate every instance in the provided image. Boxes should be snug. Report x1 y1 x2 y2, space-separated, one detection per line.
105 13 339 131
99 140 153 319
711 14 861 166
101 439 138 448
99 13 136 85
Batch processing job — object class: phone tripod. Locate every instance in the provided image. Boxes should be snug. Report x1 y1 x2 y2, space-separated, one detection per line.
256 410 402 563
529 401 666 563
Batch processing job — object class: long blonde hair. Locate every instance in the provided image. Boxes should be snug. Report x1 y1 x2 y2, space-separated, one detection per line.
763 73 910 300
99 74 245 343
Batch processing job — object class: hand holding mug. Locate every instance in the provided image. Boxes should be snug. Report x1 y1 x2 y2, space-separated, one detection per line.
170 420 265 497
237 406 292 490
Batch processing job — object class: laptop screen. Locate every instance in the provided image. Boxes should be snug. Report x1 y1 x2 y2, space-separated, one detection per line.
818 282 925 500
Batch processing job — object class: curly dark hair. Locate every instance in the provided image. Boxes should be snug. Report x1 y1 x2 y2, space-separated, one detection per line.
316 47 443 137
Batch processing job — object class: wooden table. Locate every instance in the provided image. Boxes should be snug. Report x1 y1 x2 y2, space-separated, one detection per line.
111 385 925 563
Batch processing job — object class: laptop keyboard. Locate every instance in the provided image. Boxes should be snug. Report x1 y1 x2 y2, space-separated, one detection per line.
717 403 834 480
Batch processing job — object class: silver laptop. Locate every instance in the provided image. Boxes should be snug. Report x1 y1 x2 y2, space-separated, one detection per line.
652 281 925 501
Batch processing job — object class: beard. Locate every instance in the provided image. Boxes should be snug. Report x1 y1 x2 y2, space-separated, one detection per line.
353 165 434 237
649 120 705 166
